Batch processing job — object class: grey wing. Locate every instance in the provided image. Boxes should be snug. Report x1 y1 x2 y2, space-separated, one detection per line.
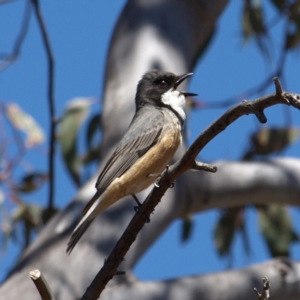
82 107 164 215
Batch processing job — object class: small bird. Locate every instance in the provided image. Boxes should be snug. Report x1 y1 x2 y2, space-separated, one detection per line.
66 70 196 254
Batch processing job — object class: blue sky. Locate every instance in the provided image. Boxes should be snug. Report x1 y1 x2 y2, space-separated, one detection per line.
0 0 299 283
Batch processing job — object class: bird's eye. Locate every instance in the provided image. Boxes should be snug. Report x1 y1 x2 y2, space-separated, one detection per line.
158 80 168 88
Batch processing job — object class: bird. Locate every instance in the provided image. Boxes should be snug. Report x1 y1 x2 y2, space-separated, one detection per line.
66 69 196 254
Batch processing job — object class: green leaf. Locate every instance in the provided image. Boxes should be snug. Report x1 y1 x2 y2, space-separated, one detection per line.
214 207 245 256
14 172 48 193
286 31 300 49
82 113 102 165
258 205 299 257
269 0 286 11
242 0 270 58
12 204 42 227
2 200 57 249
58 97 95 186
42 206 58 224
86 113 101 150
284 1 300 49
5 103 45 147
240 218 251 257
181 215 194 242
243 127 300 159
11 203 43 247
81 143 102 164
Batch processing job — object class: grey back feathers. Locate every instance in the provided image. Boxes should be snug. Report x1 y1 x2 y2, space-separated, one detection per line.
67 70 193 254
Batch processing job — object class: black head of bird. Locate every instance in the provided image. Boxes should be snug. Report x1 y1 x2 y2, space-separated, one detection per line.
135 70 197 110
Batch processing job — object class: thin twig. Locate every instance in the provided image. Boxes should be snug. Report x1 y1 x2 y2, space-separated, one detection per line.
80 79 300 299
0 0 21 4
0 0 31 72
29 269 56 300
254 276 270 300
204 38 288 110
192 161 217 172
31 0 56 211
204 62 285 109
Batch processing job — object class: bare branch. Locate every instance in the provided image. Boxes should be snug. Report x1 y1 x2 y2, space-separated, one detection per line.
0 0 21 4
254 277 270 300
253 110 267 123
29 269 56 300
204 44 288 110
81 80 300 298
192 161 217 173
169 82 300 181
0 1 31 72
273 77 283 95
31 0 56 211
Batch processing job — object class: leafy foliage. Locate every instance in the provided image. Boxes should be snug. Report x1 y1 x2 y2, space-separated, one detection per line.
214 207 250 257
268 0 300 49
243 127 300 159
258 205 299 256
242 0 300 55
214 124 300 261
13 172 48 193
0 101 49 251
58 98 100 186
82 113 102 164
5 102 45 148
181 215 194 242
242 0 270 57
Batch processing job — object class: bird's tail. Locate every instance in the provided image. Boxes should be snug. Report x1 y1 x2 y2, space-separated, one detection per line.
66 215 95 255
66 190 105 254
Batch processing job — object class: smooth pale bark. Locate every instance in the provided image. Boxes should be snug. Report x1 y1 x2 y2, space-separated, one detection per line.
100 258 300 300
2 1 300 300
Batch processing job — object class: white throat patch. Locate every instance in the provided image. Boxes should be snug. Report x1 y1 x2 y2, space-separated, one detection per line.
161 89 186 121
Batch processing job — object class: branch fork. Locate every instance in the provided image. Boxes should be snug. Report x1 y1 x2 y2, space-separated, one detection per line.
77 79 300 299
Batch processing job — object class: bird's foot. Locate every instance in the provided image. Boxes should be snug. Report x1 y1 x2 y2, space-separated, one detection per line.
132 194 150 222
147 165 171 188
147 173 161 187
148 165 174 188
132 194 141 212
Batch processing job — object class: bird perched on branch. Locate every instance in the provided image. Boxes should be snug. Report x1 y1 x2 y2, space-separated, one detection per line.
67 70 196 254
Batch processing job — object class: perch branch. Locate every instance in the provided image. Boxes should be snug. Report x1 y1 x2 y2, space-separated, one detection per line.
31 0 56 211
81 78 300 299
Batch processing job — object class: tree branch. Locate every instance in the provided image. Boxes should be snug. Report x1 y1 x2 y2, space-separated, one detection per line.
98 258 298 300
29 269 56 300
0 0 31 72
0 1 232 298
205 25 289 110
81 79 300 298
31 0 56 212
169 78 300 179
254 276 270 300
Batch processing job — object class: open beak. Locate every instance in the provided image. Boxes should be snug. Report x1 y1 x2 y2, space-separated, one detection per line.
174 73 193 89
181 92 198 97
173 73 197 97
